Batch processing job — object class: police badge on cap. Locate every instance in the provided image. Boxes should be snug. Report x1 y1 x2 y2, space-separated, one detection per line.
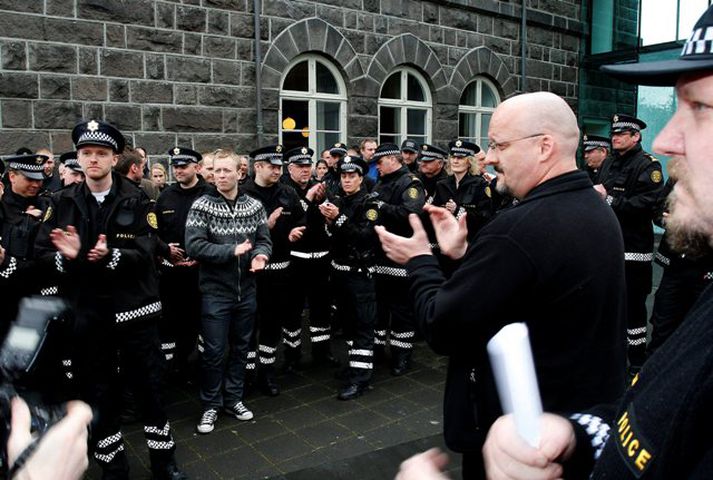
610 114 647 134
168 147 202 166
582 135 611 152
329 142 348 157
59 151 82 173
337 155 367 175
5 154 49 181
250 145 284 166
448 139 480 157
71 120 125 153
401 139 419 153
419 144 447 162
285 146 314 165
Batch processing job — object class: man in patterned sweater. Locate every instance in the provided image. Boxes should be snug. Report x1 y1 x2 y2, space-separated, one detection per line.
185 149 271 434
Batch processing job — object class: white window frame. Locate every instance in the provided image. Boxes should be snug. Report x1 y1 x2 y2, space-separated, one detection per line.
279 55 348 155
458 76 500 149
378 67 432 145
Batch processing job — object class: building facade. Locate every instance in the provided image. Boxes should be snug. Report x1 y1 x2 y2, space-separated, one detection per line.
0 0 583 159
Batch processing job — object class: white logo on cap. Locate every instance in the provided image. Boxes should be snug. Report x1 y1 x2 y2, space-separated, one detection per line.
87 120 99 132
613 114 619 123
344 156 352 163
173 147 180 155
455 140 462 147
301 147 308 154
276 145 283 153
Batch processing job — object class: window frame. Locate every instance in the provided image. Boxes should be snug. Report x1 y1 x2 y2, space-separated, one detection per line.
378 67 432 146
279 54 348 155
458 76 501 150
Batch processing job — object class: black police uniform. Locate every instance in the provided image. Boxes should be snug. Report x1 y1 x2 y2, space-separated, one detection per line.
324 143 348 198
328 156 379 399
582 134 611 184
34 121 184 480
369 144 426 374
155 147 213 375
282 147 335 367
599 115 665 368
401 139 420 174
241 145 306 395
647 178 713 356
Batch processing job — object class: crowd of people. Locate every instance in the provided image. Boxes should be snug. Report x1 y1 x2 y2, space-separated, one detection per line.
3 8 713 480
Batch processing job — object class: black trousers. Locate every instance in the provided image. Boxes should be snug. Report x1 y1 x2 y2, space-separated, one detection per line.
375 268 417 359
250 264 291 376
624 261 653 368
647 262 709 356
71 315 175 479
158 266 201 371
333 267 377 384
282 256 332 360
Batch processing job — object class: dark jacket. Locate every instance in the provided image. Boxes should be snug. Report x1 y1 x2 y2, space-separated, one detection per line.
185 191 271 301
419 168 448 203
405 170 627 452
283 177 330 255
600 144 665 257
241 178 305 264
432 173 494 240
566 283 713 479
34 173 162 328
329 189 379 270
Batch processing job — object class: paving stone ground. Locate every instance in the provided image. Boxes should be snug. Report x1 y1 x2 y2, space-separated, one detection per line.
86 260 664 479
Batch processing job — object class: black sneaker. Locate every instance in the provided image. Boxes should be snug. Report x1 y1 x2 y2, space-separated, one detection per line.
224 401 254 421
196 408 218 434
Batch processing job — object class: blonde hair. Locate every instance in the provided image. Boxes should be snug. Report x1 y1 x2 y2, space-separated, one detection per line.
212 149 240 169
151 163 167 175
446 155 480 175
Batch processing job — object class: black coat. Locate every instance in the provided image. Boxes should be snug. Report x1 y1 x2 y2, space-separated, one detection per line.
418 168 448 203
329 189 378 269
432 173 494 240
599 144 665 256
34 173 161 329
405 170 627 453
283 177 330 254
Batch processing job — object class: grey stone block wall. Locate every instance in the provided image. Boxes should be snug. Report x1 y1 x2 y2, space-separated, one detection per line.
0 0 583 156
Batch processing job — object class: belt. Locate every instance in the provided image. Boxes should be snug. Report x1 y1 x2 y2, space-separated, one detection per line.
331 260 375 273
291 251 329 259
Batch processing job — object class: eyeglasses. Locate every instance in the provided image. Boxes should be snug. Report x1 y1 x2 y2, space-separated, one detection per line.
487 133 545 152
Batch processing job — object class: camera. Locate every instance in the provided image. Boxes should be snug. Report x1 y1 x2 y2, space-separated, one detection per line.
0 296 71 476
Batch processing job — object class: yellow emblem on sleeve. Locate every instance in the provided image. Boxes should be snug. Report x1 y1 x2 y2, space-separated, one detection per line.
42 206 53 223
147 212 158 229
407 187 418 199
485 186 492 198
650 170 662 183
366 209 378 221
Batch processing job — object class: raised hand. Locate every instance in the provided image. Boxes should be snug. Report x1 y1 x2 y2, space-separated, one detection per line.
50 225 81 260
375 214 432 265
234 239 253 256
250 254 268 272
425 204 468 260
87 234 109 262
267 207 283 229
288 226 306 242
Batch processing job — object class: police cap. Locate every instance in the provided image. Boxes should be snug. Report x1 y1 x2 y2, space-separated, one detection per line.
5 154 49 181
285 146 314 165
419 144 447 162
610 114 646 134
250 144 284 166
582 135 611 152
72 120 125 153
168 147 202 166
448 139 480 157
337 155 368 176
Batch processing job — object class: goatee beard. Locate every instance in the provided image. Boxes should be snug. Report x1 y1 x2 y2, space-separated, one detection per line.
665 190 711 258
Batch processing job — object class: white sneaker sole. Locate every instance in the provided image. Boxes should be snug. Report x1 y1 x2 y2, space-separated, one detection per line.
196 423 215 434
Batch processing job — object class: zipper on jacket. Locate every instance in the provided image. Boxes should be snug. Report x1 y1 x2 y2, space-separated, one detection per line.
231 202 242 302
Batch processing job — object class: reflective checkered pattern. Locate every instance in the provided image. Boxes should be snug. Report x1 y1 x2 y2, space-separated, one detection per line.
570 413 611 460
259 344 276 365
115 300 162 323
372 148 400 161
349 347 373 370
682 26 713 57
335 214 348 227
655 251 671 267
624 252 654 262
94 431 124 465
282 327 302 348
7 161 44 172
310 326 330 343
246 350 256 370
627 326 647 346
291 250 329 259
264 260 290 270
78 130 119 150
107 248 121 270
40 285 58 296
375 265 408 277
144 421 175 452
0 256 17 279
55 251 65 273
611 121 642 131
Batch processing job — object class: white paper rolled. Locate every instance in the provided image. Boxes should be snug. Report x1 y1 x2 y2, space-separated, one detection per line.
487 322 543 448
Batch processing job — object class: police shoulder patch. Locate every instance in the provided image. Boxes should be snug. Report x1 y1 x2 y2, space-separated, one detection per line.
650 170 662 184
147 212 158 229
407 187 419 199
366 209 378 221
42 206 53 223
485 186 492 198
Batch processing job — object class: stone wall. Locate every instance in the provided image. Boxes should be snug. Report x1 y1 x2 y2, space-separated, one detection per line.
0 0 584 156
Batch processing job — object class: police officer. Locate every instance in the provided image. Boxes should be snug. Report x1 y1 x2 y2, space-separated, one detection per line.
433 140 493 241
34 120 186 480
417 144 449 204
401 139 420 174
582 134 611 183
155 147 213 378
242 145 306 396
595 114 664 372
282 147 337 368
59 152 85 187
369 143 425 375
319 155 379 400
322 142 348 197
0 153 50 335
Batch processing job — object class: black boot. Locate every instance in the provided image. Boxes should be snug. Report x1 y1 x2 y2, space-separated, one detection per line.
258 371 280 396
312 344 340 367
337 382 370 401
390 351 412 376
151 460 188 480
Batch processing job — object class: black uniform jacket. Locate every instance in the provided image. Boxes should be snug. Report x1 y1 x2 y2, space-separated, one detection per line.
283 177 330 255
419 168 448 204
328 189 378 269
241 178 306 263
432 173 494 240
34 173 161 328
600 144 664 256
405 170 627 452
566 283 713 479
155 177 214 261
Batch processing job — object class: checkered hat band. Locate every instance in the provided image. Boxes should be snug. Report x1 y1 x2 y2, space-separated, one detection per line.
77 131 118 150
341 164 364 173
373 149 400 160
612 122 640 131
683 27 713 57
420 152 445 161
450 147 475 156
8 161 44 172
330 147 347 155
288 154 312 163
254 153 282 161
171 154 198 162
585 140 610 148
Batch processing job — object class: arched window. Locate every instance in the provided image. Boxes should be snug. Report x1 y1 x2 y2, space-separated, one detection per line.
378 67 432 146
458 77 500 150
280 55 347 154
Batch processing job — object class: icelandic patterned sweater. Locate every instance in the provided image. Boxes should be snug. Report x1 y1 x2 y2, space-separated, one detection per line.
185 191 272 300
